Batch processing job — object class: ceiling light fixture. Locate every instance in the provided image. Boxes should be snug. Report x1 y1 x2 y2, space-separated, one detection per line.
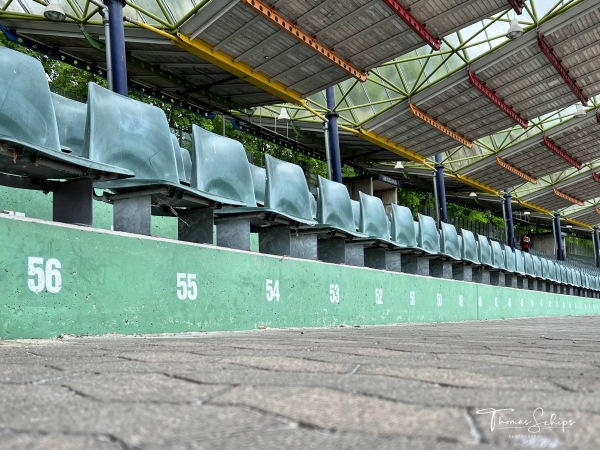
277 107 290 121
506 18 523 39
44 2 66 22
574 103 587 118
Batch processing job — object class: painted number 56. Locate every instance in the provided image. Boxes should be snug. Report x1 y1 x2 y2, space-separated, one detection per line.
28 256 62 294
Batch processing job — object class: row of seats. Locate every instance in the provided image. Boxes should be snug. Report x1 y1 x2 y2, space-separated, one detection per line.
0 46 598 299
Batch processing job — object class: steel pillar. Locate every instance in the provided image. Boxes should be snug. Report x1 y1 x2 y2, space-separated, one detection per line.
503 191 516 249
593 226 600 268
554 213 564 261
105 0 127 96
434 154 448 224
326 86 342 183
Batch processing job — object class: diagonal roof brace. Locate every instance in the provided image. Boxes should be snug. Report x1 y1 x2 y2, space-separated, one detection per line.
382 0 441 51
240 0 368 82
468 71 528 129
542 136 582 170
537 33 588 106
507 0 525 15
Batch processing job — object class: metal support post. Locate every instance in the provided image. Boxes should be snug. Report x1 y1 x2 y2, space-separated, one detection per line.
504 191 515 249
553 213 564 261
434 154 448 224
325 86 342 183
105 0 127 96
593 226 600 268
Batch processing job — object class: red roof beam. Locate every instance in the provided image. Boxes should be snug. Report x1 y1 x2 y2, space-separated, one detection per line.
507 0 524 14
543 136 582 170
468 71 528 129
537 33 588 106
592 173 600 184
382 0 441 51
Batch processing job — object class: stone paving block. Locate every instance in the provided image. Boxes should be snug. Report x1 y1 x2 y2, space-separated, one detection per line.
0 432 122 450
210 385 475 443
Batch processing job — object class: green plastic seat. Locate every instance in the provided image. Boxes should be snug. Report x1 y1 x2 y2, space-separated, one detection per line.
513 249 525 275
249 163 266 206
532 255 542 279
191 125 256 207
90 84 244 207
358 192 397 245
490 240 506 270
439 222 461 261
547 260 557 282
310 192 318 220
523 252 535 277
461 229 480 265
51 93 86 156
0 48 132 181
417 214 440 255
504 245 516 273
170 134 188 184
391 204 418 248
351 200 361 231
314 176 367 238
477 235 494 267
217 154 317 226
541 258 550 281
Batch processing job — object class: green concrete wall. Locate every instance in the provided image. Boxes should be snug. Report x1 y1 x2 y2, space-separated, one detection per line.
1 215 599 340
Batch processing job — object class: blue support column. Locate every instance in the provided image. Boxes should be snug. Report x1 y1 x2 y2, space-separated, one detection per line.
325 86 342 183
105 0 127 96
593 226 600 268
434 154 448 224
503 191 515 249
554 213 564 261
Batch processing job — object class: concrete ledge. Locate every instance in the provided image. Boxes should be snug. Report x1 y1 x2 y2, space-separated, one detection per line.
1 216 599 340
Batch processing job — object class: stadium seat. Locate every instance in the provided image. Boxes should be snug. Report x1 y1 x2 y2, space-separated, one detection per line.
473 235 494 284
351 199 361 232
0 48 133 226
431 221 461 279
503 245 517 288
489 240 506 286
216 154 318 258
249 163 266 206
89 83 245 237
312 176 367 266
170 135 191 185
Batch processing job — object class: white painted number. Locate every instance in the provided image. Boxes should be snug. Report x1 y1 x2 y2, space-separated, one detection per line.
409 291 416 306
458 295 464 308
329 284 340 303
436 293 443 307
27 257 62 294
177 273 198 301
266 279 280 302
375 288 383 305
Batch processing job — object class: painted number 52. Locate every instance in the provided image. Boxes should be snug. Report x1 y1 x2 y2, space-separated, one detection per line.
28 257 62 294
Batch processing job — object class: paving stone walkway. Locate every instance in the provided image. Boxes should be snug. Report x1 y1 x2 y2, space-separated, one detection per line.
1 316 600 449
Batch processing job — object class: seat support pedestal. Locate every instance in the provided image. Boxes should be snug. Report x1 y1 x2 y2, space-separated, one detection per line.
490 271 505 287
318 238 365 267
259 227 318 260
453 264 472 282
53 178 93 226
430 259 452 279
472 267 490 285
114 195 152 235
178 208 214 244
402 254 429 276
364 248 400 272
290 233 318 260
217 219 251 251
504 273 517 288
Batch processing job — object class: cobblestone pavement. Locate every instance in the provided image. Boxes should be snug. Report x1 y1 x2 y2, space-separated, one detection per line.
1 316 600 449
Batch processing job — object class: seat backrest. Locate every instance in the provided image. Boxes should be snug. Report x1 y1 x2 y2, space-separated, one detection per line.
546 260 556 282
541 257 550 280
461 229 480 265
359 192 391 240
439 222 460 260
391 204 418 247
490 240 505 270
350 199 360 231
249 163 266 205
191 124 256 206
514 248 525 274
504 245 516 273
0 47 61 154
171 134 187 183
417 214 440 254
51 93 86 157
532 255 542 278
317 176 355 232
265 154 313 222
181 147 192 183
85 83 179 184
477 235 494 267
311 191 318 220
523 252 534 276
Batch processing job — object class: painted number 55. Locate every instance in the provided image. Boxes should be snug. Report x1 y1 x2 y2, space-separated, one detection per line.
177 273 198 301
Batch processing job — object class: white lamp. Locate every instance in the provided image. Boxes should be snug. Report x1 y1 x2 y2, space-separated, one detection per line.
469 192 477 197
277 107 290 121
506 18 523 39
394 161 404 169
574 103 586 118
44 2 66 22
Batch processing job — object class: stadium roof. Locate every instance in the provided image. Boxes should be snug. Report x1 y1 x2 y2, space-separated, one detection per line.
1 0 600 228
